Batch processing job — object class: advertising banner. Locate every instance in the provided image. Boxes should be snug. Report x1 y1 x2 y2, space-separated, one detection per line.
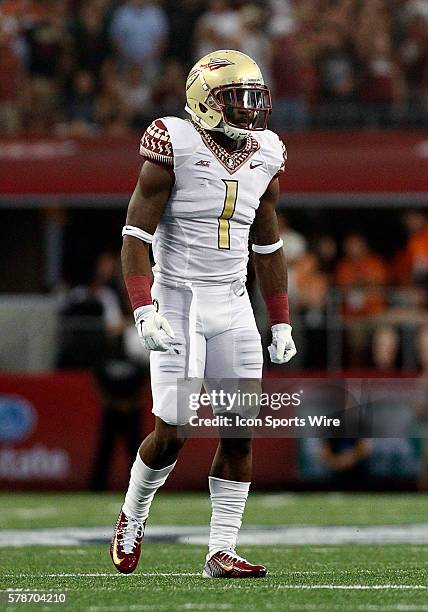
0 373 423 490
0 373 297 490
0 132 426 198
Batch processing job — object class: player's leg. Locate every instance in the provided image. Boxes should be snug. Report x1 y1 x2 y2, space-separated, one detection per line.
210 431 252 482
111 282 206 573
110 416 186 574
122 416 187 523
203 285 265 577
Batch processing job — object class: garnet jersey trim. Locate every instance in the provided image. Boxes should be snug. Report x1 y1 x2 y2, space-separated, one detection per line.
192 123 260 175
140 119 174 165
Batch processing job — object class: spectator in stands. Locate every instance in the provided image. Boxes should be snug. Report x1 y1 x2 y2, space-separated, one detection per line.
277 213 307 305
336 234 389 319
165 0 205 71
95 61 130 134
288 237 336 369
66 70 97 135
193 0 242 60
0 17 24 133
69 1 112 80
23 2 70 132
57 251 125 369
109 0 169 78
372 325 400 371
403 211 428 287
314 17 359 127
238 4 271 86
90 339 148 491
398 9 428 125
315 235 338 278
118 62 154 130
151 58 187 120
269 0 294 23
278 213 307 264
358 31 405 127
294 250 330 368
336 234 389 366
269 17 312 130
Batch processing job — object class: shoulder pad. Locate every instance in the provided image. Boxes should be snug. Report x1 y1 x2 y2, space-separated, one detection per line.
161 117 202 167
255 129 287 178
140 119 174 165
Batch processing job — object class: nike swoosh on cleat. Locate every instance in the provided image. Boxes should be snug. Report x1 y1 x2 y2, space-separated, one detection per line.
112 535 124 565
218 562 234 572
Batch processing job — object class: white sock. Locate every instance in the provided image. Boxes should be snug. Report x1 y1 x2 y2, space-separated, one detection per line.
208 476 250 559
122 453 176 523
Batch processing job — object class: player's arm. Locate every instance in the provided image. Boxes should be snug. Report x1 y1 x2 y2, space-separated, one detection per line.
122 161 178 353
251 178 296 364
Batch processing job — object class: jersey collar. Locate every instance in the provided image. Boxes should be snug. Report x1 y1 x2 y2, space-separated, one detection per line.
192 122 260 174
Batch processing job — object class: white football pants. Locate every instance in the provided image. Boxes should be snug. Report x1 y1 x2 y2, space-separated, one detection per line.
150 278 263 425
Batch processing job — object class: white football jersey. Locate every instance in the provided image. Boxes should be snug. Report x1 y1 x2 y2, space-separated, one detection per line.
140 117 286 285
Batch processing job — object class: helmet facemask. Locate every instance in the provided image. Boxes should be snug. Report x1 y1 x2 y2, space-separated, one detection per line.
210 83 272 140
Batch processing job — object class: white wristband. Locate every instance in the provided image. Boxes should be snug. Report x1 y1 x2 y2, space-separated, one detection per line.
252 239 283 254
122 225 154 244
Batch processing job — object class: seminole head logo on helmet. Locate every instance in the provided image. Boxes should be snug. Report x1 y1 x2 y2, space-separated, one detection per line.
185 50 272 141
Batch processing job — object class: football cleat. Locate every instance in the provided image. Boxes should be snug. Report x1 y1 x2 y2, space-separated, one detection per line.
203 549 267 578
110 509 145 574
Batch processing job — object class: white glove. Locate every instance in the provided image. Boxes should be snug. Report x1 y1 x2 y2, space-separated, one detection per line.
268 323 297 364
134 305 180 353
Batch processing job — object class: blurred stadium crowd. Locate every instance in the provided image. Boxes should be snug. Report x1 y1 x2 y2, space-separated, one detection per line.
278 210 428 370
0 0 427 135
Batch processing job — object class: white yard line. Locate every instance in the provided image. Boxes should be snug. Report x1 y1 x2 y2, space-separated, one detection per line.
2 524 428 547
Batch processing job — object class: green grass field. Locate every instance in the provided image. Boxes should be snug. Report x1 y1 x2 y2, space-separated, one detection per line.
1 493 427 611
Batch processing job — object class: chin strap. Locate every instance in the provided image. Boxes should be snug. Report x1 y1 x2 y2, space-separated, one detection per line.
188 110 249 142
206 124 248 142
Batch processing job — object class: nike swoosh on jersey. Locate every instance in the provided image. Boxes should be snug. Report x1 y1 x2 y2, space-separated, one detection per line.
250 162 263 169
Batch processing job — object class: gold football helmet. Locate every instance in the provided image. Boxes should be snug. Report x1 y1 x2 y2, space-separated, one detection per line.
185 49 272 140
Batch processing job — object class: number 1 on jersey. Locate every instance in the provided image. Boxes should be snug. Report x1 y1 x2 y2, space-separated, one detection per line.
218 180 238 249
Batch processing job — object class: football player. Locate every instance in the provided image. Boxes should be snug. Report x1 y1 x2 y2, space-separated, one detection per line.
111 50 296 578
